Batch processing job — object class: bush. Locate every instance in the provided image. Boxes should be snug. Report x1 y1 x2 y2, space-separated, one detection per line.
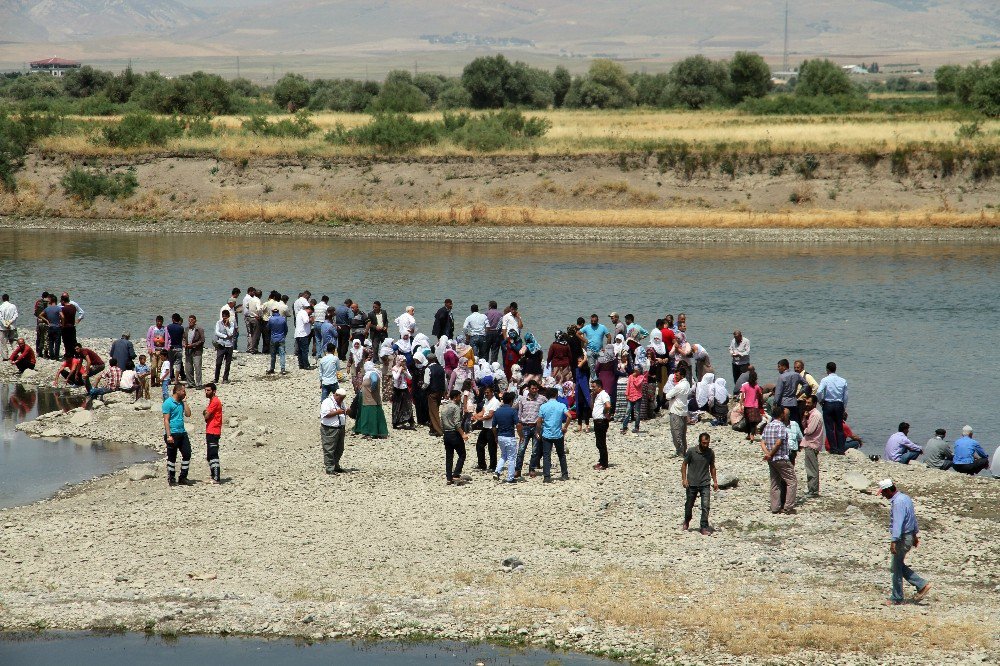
241 111 317 138
326 113 441 151
61 167 138 203
729 52 773 103
446 109 551 151
369 71 430 113
100 113 184 148
796 59 856 97
667 55 730 109
460 55 554 109
272 73 311 112
564 60 636 109
0 112 60 191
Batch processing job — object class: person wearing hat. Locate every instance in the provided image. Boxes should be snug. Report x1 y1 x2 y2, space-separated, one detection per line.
922 429 953 471
953 426 990 475
878 478 931 605
320 387 349 474
608 312 625 339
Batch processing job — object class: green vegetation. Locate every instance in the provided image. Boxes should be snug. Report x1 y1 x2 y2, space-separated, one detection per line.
100 113 184 148
241 111 318 138
61 166 138 203
0 112 59 190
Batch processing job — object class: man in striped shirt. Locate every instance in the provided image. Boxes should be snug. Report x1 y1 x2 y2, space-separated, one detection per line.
761 406 797 514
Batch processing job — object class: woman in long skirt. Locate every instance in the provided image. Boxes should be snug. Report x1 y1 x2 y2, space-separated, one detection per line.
390 357 414 429
355 362 389 439
574 357 592 433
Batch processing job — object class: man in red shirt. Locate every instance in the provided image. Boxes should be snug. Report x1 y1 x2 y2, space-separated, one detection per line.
203 382 223 484
74 343 105 392
8 338 36 374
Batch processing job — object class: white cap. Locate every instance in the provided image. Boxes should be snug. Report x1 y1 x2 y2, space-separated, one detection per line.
962 425 973 435
335 388 348 397
878 478 894 490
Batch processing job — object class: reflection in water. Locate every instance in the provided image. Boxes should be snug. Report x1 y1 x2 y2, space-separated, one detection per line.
0 384 155 508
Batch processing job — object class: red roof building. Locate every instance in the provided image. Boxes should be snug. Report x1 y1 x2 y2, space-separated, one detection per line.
29 57 82 76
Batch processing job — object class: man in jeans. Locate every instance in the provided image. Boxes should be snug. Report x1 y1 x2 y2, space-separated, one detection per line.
266 308 288 375
590 378 612 470
879 478 931 605
440 390 468 486
162 383 193 486
320 387 349 475
762 405 797 514
515 380 546 477
484 300 503 364
620 365 646 434
318 343 341 400
536 387 570 483
682 432 719 535
580 313 609 380
462 304 489 359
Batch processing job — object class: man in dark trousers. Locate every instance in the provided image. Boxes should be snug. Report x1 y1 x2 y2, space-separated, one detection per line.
424 354 447 436
440 390 468 486
432 298 455 342
162 383 193 486
166 313 186 382
682 432 719 535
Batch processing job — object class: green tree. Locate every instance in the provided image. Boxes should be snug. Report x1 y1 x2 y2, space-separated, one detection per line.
370 70 430 113
273 73 311 112
104 67 141 104
668 55 730 109
461 55 516 108
552 66 572 107
631 72 670 107
183 71 235 115
796 59 855 96
729 52 772 102
62 66 112 98
934 65 961 97
414 73 447 103
564 60 636 109
437 80 472 109
969 60 1000 117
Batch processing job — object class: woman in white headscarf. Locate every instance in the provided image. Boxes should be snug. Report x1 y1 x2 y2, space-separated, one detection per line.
648 329 671 411
491 361 509 396
695 372 716 411
390 356 414 430
708 376 730 422
378 337 395 401
354 360 388 439
613 333 628 359
348 338 366 392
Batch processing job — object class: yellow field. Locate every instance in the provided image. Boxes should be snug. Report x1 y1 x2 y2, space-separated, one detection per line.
36 109 1000 159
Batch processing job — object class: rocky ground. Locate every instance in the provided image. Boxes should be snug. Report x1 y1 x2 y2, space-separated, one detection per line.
1 339 998 665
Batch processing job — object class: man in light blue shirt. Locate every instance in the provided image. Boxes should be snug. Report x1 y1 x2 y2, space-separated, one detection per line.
879 478 930 605
816 361 848 454
885 423 922 465
953 425 990 475
318 343 341 401
462 304 489 359
580 314 609 380
536 387 570 482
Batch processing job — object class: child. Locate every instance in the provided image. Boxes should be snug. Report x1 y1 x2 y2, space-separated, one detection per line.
159 351 172 401
621 365 647 434
135 354 151 400
460 379 476 434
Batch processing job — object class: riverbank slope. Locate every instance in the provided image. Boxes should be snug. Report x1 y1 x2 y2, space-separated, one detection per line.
0 339 997 664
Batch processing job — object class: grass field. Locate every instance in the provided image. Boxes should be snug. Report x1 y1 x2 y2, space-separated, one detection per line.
35 108 1000 159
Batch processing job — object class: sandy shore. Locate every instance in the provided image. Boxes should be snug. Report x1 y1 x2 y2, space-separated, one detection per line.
1 339 998 664
3 215 1000 245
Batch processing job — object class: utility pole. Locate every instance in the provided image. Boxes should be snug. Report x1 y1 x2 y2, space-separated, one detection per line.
782 1 789 72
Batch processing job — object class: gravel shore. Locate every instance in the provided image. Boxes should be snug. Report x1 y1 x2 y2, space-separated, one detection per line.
3 215 1000 245
1 339 998 664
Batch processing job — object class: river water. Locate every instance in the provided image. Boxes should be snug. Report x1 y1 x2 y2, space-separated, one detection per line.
1 228 997 460
0 632 614 665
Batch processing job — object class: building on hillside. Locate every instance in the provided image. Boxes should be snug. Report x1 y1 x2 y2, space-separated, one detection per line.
29 57 82 77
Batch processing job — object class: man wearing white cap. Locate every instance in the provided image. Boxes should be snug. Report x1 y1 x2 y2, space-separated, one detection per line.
953 426 990 476
878 478 930 605
320 388 349 474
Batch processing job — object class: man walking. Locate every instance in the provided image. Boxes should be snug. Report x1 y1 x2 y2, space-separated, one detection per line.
493 392 519 483
953 425 990 475
682 432 719 535
432 298 455 342
319 343 341 400
536 387 570 483
878 478 931 605
516 380 547 477
885 423 923 465
294 303 313 370
774 359 805 425
162 384 193 486
591 378 612 470
267 307 288 374
320 387 349 474
441 390 468 486
762 405 797 514
800 395 824 496
213 310 235 384
203 382 223 484
665 368 691 456
816 361 848 454
183 315 204 389
728 330 750 385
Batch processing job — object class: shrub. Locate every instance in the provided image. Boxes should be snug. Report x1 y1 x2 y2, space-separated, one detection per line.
326 113 441 151
955 120 982 140
667 55 730 109
0 112 60 191
445 110 551 151
241 111 317 138
61 167 138 203
272 73 311 112
100 113 184 148
796 59 856 97
729 52 772 103
795 154 820 179
369 71 430 113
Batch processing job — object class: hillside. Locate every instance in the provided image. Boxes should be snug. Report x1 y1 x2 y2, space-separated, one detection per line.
0 0 201 43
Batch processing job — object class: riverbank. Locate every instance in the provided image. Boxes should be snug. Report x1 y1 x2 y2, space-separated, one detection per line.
3 151 1000 231
1 339 997 664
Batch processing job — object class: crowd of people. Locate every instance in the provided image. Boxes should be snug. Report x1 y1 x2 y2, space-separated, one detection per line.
3 287 996 605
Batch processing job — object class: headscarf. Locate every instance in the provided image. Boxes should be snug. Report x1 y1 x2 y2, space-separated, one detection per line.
364 360 380 386
523 332 540 355
395 333 412 354
554 330 567 344
649 329 666 356
435 335 449 363
457 342 475 368
542 376 557 389
476 359 493 380
613 333 627 358
713 377 729 404
695 372 716 408
490 361 503 376
350 339 364 365
378 338 395 359
561 380 575 398
412 333 430 351
633 345 649 371
597 343 615 365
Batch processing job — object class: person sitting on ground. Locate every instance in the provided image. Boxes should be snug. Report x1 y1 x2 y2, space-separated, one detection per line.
119 364 139 402
7 338 36 374
922 429 953 471
86 358 123 406
953 425 990 476
885 422 922 465
842 415 864 450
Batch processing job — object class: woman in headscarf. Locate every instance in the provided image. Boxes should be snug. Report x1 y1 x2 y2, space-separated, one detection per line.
393 333 413 364
442 337 459 392
354 361 389 439
347 339 366 393
502 329 521 380
453 337 475 394
547 330 572 385
596 343 620 417
519 332 543 385
574 354 592 433
378 337 396 402
411 341 430 427
491 361 509 396
695 372 716 412
648 329 672 412
613 333 628 359
390 356 414 429
709 376 730 423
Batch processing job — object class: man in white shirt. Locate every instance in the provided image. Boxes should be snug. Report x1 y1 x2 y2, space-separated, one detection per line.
293 291 311 321
463 304 489 359
665 368 692 456
395 306 417 338
243 287 262 353
501 302 522 339
312 296 330 359
0 294 18 358
294 304 314 370
473 386 501 471
320 387 349 474
590 378 612 470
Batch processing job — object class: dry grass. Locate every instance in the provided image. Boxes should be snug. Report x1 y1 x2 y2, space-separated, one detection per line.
34 109 1000 160
497 568 994 657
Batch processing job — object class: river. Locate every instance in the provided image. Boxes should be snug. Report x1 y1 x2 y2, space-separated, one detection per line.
1 227 997 459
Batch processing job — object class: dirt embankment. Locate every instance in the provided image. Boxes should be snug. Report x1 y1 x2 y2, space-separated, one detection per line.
3 151 1000 228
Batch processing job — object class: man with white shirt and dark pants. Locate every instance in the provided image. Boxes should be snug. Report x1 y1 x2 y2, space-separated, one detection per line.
463 304 489 359
0 294 18 358
294 304 314 370
816 361 849 454
320 387 349 474
728 330 749 385
590 378 612 470
243 287 262 353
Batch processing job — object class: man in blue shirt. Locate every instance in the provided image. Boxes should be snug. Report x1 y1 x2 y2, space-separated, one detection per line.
952 425 990 475
878 478 930 605
580 314 610 381
334 299 353 360
267 308 288 375
536 387 570 482
493 393 519 483
816 361 848 454
161 384 192 486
